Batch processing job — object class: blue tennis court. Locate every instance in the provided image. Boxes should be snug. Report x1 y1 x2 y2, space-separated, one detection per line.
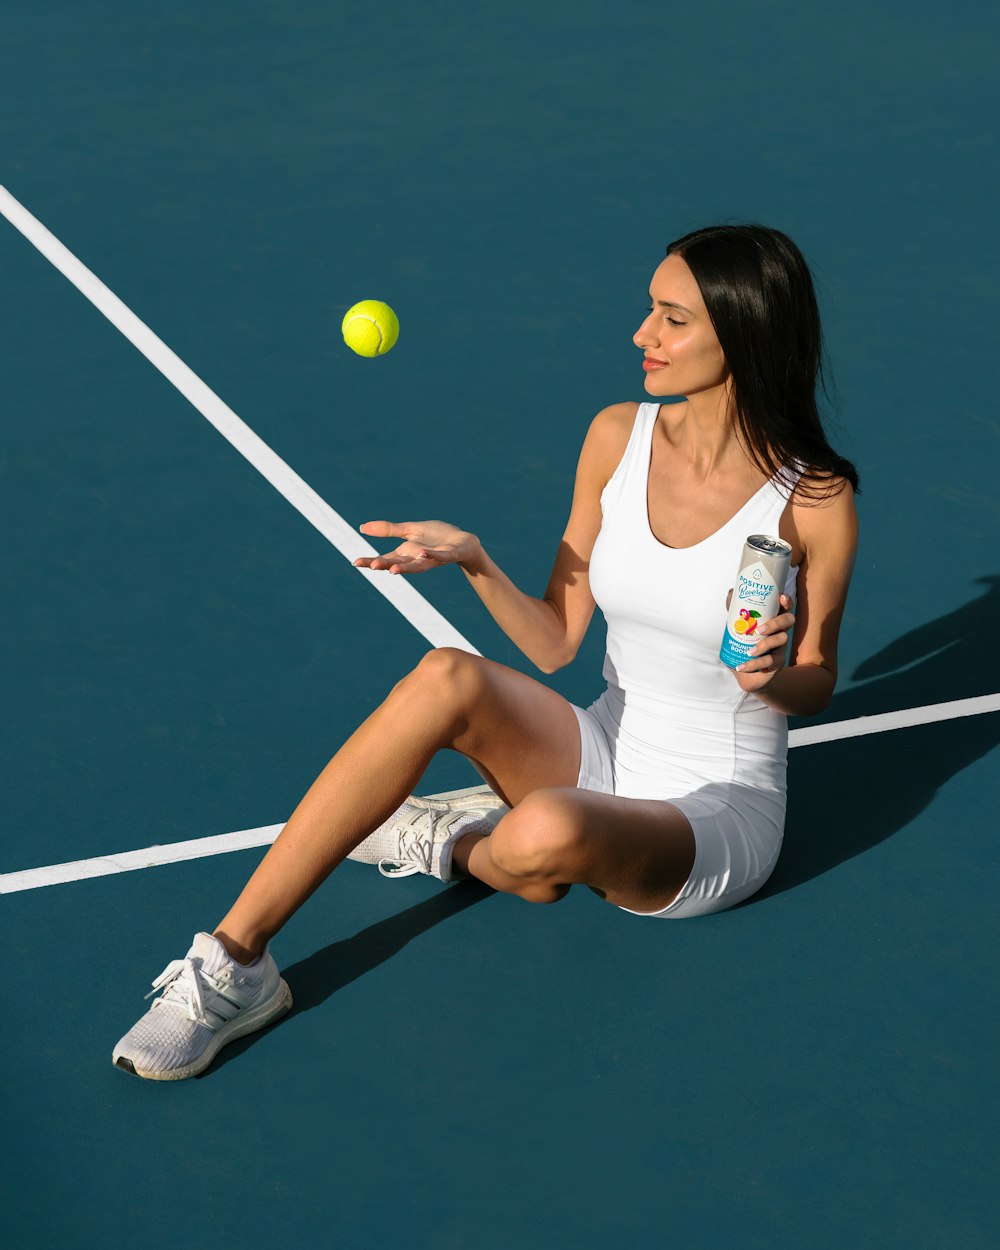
1 2 997 1247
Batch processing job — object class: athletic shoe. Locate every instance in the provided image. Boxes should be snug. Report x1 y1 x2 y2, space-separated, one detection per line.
346 788 508 881
418 784 509 810
112 931 292 1081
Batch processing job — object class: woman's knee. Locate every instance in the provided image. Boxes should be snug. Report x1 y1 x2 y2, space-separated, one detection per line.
489 792 584 881
389 648 484 720
376 649 486 746
410 647 486 703
518 881 572 905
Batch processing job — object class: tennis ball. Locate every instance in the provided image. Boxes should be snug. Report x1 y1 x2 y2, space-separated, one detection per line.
342 300 399 357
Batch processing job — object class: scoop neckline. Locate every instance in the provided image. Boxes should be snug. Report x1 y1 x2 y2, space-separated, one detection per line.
642 405 786 553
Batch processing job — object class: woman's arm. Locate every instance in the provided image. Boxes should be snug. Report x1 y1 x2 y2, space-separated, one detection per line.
458 404 631 674
745 477 859 717
354 407 627 674
750 661 836 717
458 543 567 674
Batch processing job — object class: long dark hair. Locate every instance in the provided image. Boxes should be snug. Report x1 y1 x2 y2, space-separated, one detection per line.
665 223 861 502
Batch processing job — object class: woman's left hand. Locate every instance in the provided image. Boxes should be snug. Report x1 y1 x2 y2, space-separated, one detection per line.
725 591 796 693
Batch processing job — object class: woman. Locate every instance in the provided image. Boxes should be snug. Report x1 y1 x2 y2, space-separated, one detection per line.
113 223 860 1080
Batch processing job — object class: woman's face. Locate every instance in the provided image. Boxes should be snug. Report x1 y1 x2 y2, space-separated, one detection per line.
633 253 729 398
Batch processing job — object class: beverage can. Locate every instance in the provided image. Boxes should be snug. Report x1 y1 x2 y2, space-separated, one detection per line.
719 535 793 670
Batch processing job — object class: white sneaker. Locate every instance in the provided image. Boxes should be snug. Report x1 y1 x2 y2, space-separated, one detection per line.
347 786 509 881
112 932 292 1081
419 784 510 809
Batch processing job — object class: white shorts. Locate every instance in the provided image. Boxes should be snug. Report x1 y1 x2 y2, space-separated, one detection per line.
569 694 785 919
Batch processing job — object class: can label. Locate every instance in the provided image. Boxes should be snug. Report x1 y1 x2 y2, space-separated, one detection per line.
719 535 792 670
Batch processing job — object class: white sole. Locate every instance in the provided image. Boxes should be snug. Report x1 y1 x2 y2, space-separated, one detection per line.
114 977 293 1081
418 784 509 809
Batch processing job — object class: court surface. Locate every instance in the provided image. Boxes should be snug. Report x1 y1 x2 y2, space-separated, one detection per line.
1 2 997 1247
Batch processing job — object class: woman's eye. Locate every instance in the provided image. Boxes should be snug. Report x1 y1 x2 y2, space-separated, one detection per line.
644 307 684 326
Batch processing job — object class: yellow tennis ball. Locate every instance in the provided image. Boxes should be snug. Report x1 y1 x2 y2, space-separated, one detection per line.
341 300 399 357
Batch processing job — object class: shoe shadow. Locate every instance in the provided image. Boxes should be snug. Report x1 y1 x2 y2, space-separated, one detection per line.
742 573 1000 904
200 879 496 1077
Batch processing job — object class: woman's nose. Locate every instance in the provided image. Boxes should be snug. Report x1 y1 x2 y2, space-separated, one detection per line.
634 318 656 347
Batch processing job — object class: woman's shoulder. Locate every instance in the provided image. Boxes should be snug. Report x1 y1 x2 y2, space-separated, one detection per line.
592 401 645 449
594 400 642 429
588 402 643 486
787 463 857 506
788 466 858 557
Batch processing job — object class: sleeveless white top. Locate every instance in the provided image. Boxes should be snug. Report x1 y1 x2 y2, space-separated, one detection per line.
586 402 804 797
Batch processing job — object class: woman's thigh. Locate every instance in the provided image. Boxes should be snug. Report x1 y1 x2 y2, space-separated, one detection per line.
420 650 695 915
490 787 697 915
417 647 583 808
415 649 699 914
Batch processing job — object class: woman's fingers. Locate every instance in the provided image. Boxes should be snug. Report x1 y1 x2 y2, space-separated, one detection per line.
356 552 408 569
734 596 796 681
753 596 795 642
353 550 442 573
742 629 788 668
352 540 460 572
354 518 466 573
359 520 406 538
353 542 407 569
750 626 789 656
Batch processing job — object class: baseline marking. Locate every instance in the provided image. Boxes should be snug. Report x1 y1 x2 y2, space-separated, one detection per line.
1 826 285 894
3 694 997 894
0 184 476 655
786 691 1000 745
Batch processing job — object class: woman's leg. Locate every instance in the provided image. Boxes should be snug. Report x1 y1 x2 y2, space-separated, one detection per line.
213 647 584 962
463 787 697 915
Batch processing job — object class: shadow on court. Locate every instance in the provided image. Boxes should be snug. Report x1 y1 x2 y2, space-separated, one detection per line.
757 573 1000 900
201 878 495 1077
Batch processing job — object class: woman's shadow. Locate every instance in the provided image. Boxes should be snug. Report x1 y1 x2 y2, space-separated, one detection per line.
203 881 496 1075
750 572 1000 902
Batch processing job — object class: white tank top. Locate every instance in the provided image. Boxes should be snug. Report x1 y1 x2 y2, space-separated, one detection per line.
587 402 804 791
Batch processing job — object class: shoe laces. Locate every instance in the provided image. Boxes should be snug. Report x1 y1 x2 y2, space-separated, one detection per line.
378 805 450 878
144 957 228 1026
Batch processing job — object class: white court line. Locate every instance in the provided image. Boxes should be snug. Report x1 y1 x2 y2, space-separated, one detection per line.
0 184 477 655
785 692 1000 745
0 826 285 894
3 694 997 894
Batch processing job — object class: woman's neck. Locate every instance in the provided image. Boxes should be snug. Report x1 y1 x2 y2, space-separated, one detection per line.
657 396 750 480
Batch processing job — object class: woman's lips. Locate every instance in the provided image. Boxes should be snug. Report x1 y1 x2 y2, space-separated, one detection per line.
642 359 668 371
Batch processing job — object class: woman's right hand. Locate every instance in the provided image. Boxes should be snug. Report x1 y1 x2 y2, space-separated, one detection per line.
353 520 482 574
